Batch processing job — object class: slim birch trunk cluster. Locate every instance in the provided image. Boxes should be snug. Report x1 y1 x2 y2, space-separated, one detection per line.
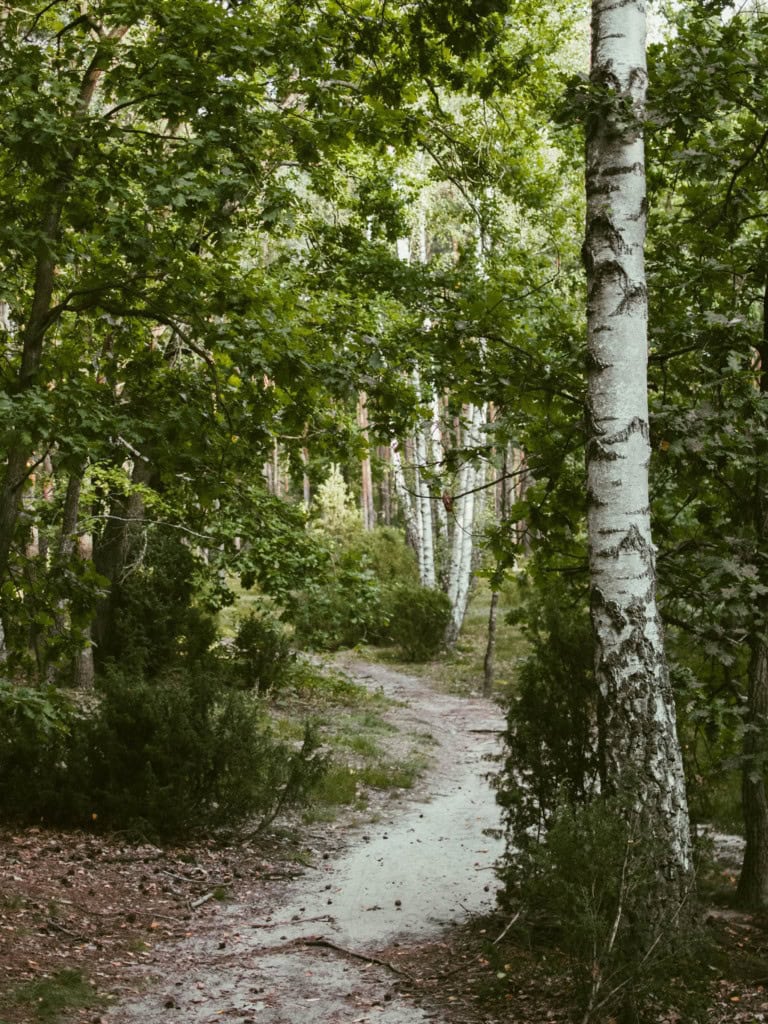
392 207 488 642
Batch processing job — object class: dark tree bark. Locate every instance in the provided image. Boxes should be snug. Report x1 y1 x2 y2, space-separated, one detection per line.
738 277 768 908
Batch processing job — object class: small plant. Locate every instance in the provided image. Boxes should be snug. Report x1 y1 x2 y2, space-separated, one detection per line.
386 584 451 661
311 764 360 806
9 968 100 1023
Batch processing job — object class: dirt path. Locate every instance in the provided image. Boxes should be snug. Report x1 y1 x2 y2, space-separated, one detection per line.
104 657 505 1024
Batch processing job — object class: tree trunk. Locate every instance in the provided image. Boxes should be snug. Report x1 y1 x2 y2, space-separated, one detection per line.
431 395 449 543
445 402 486 646
92 459 153 657
737 277 768 908
412 374 436 588
483 588 500 698
47 467 94 688
585 0 691 882
484 445 510 698
391 440 419 551
0 33 125 580
358 393 376 530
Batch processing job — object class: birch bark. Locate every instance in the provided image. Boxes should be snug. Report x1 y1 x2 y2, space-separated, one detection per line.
412 373 436 588
391 440 419 552
585 0 691 881
445 402 486 646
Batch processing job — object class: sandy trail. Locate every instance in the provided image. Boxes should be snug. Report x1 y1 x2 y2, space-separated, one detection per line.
105 657 505 1024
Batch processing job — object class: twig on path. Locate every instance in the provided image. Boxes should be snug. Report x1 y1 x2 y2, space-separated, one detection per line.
250 914 335 929
44 919 88 941
428 911 522 982
468 728 505 735
190 892 215 909
291 935 416 982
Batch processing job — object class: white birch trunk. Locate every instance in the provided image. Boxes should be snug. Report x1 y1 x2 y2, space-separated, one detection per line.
445 402 486 645
358 393 376 531
391 440 419 552
585 0 691 879
412 372 436 588
431 395 448 540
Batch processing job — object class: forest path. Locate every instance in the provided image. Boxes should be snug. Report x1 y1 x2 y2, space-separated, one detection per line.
104 655 505 1024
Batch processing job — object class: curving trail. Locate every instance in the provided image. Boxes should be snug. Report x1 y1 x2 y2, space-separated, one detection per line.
105 657 505 1024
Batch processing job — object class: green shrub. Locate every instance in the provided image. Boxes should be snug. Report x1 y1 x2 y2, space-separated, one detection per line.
97 532 217 673
506 796 709 1024
0 666 326 838
233 608 294 692
87 665 325 836
359 527 420 588
290 546 387 649
0 680 80 821
494 574 598 892
386 584 451 661
288 518 419 651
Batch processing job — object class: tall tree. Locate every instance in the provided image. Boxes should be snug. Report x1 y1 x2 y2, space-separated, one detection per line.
584 0 691 882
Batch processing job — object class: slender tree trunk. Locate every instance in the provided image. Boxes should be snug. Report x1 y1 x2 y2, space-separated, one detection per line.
302 446 311 508
585 0 691 881
484 446 510 698
483 589 500 698
47 467 94 688
379 445 392 526
431 395 449 542
358 393 376 530
0 33 125 580
391 440 419 551
737 278 768 908
75 531 95 690
412 375 436 587
92 459 153 656
445 402 486 646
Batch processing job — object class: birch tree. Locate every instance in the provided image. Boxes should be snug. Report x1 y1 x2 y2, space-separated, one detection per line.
584 0 691 885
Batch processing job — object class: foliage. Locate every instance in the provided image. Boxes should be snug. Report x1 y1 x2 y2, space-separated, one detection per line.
96 530 218 673
0 680 81 821
0 664 326 838
387 584 451 661
233 608 295 693
290 469 419 649
503 795 709 1024
494 571 598 881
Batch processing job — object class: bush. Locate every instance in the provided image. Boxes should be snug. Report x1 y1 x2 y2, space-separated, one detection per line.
386 584 451 661
505 796 709 1024
0 666 327 838
88 665 327 836
233 608 294 692
97 532 217 673
289 527 419 651
288 469 419 652
290 549 385 649
0 679 80 821
494 573 599 893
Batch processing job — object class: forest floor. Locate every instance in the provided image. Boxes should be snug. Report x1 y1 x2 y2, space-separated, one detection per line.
1 654 767 1024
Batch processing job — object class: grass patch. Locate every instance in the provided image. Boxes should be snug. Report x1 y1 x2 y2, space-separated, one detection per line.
337 733 384 757
311 764 360 806
6 969 100 1023
358 755 427 790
